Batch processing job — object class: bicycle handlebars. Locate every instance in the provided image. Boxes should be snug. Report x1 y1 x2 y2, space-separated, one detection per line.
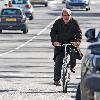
56 43 73 47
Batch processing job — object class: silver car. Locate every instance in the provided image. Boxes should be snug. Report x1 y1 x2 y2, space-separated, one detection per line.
11 0 34 20
76 28 100 100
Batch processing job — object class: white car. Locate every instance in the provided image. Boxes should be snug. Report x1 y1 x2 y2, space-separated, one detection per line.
30 0 48 7
11 0 34 20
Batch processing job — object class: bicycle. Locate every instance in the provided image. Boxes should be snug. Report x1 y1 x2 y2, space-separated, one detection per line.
60 43 72 93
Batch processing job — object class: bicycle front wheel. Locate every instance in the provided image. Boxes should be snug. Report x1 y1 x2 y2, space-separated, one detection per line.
62 68 67 93
64 71 70 93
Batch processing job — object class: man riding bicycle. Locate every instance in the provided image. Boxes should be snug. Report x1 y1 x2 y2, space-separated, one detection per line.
50 8 82 86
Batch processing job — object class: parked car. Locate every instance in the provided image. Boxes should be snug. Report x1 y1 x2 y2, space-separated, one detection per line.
30 0 48 7
76 28 100 100
0 7 28 34
66 0 90 11
11 0 34 20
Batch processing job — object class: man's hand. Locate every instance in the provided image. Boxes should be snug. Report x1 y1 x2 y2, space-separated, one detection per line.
71 42 80 47
52 42 61 47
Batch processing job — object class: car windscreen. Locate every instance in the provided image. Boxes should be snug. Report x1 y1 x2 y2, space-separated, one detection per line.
12 0 27 4
1 9 21 15
69 0 89 3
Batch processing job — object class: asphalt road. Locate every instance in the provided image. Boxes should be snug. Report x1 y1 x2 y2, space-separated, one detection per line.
0 0 100 100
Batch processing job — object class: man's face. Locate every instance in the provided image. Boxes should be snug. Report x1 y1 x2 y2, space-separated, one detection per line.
62 11 70 20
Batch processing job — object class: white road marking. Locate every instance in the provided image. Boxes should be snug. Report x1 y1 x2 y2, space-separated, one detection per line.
0 16 60 57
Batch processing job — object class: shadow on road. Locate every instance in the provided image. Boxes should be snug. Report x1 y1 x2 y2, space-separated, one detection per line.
0 89 17 93
72 12 100 17
0 32 22 34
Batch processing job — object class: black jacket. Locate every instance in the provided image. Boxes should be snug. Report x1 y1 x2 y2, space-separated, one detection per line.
50 17 82 44
50 17 83 60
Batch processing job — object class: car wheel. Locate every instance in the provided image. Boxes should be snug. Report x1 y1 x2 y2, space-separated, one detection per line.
76 83 81 100
23 28 28 34
86 7 90 11
66 4 70 9
62 0 65 3
88 7 90 10
22 26 28 34
86 8 88 11
66 4 68 8
29 16 34 20
0 29 2 33
45 3 48 7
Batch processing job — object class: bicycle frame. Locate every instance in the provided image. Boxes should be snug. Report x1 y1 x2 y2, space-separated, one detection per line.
61 44 72 93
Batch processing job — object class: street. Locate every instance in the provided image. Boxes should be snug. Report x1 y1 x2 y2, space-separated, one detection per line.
0 0 100 100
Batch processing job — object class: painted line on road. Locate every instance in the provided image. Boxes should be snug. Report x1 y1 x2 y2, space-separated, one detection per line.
0 16 60 57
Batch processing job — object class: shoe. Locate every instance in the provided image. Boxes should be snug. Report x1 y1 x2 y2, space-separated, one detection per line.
70 68 75 73
54 81 61 86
